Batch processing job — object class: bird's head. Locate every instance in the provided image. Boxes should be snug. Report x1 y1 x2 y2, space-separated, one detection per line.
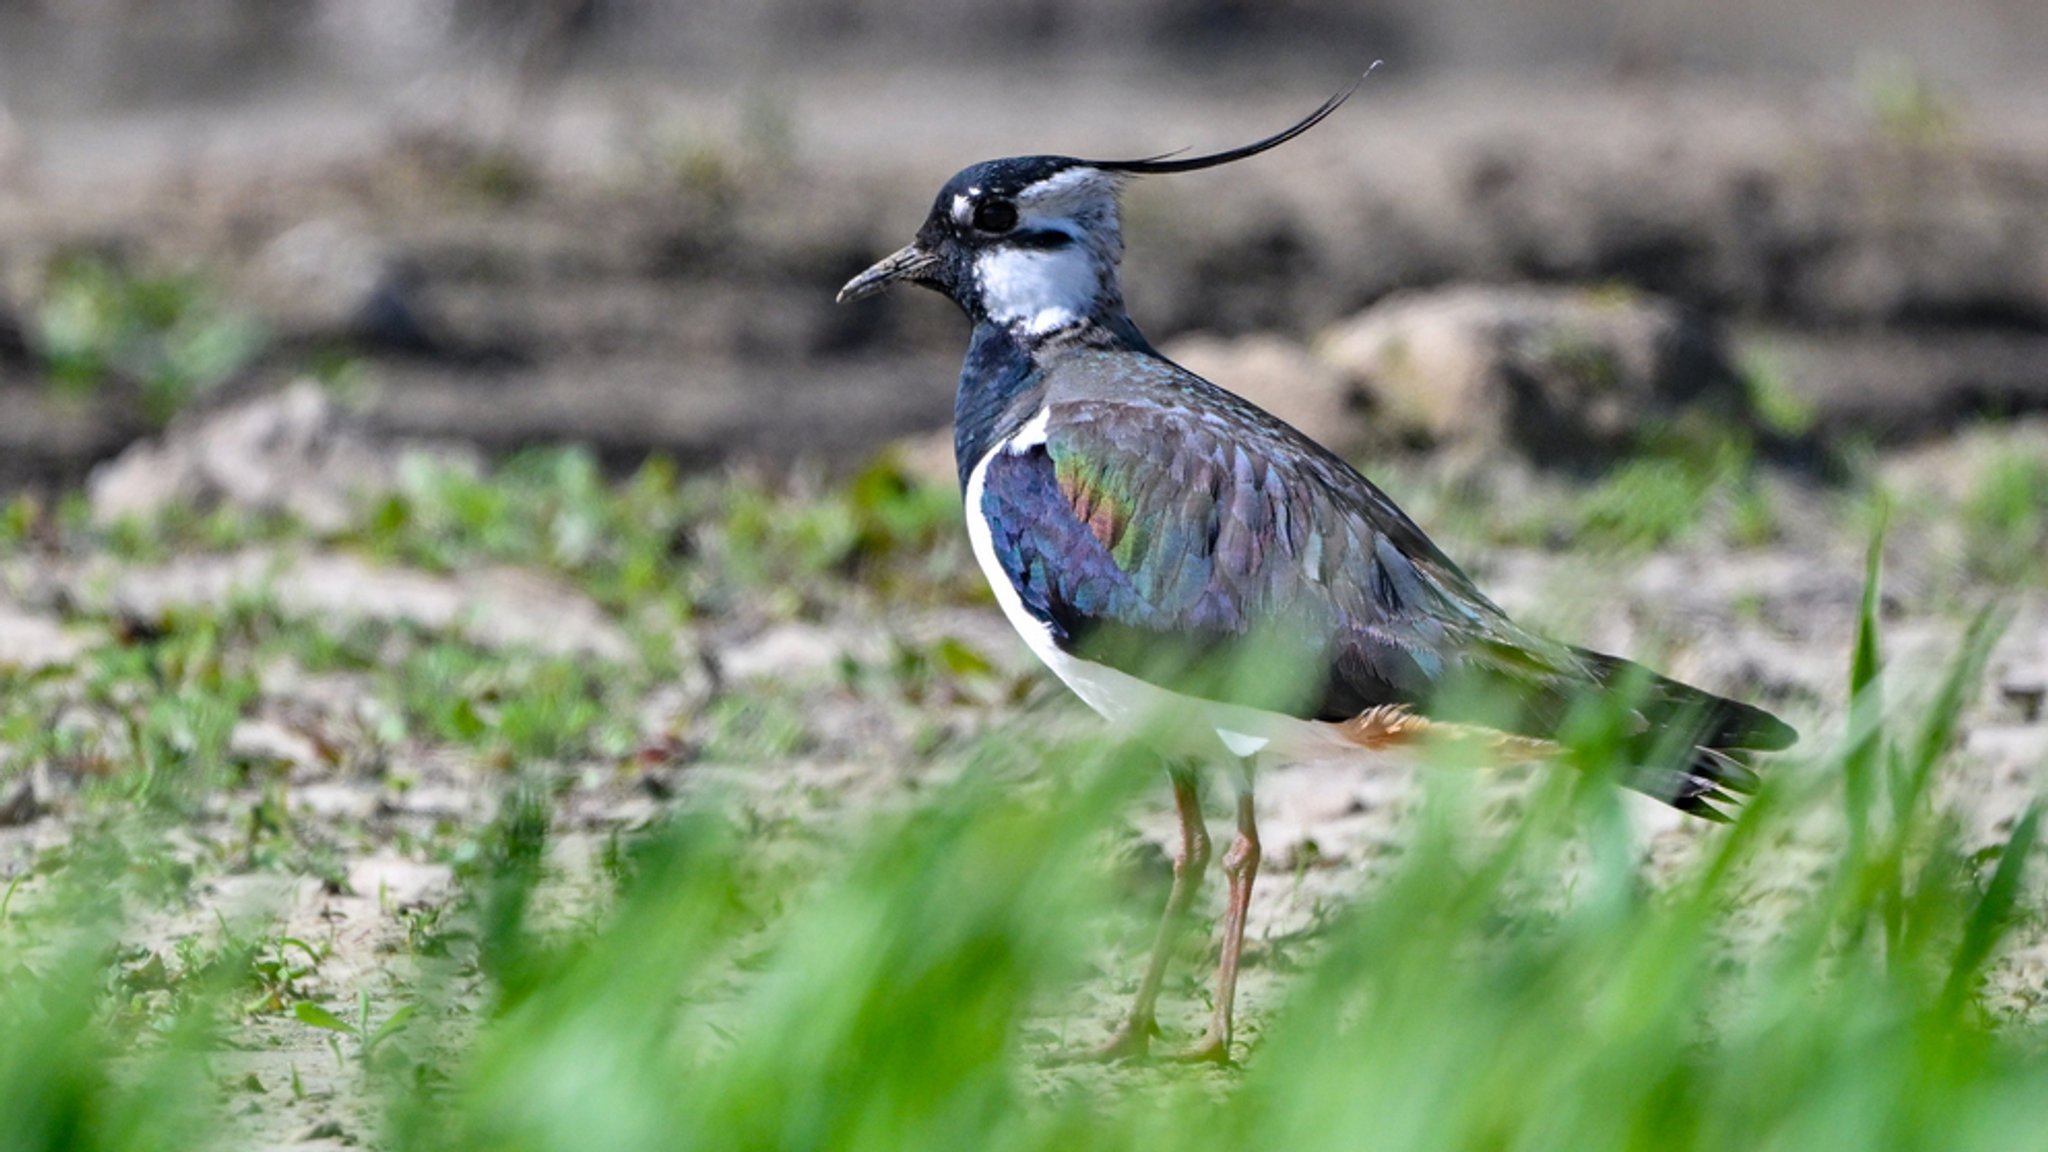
837 81 1363 339
836 156 1130 336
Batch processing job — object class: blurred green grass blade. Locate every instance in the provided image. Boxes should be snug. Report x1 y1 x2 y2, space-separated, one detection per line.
1940 804 2042 1021
1898 606 2005 823
294 1000 356 1034
0 934 222 1152
371 1003 421 1047
1844 522 1887 860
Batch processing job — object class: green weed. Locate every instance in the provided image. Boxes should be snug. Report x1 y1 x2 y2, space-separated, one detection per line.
2 543 2044 1152
1857 53 1961 145
1740 348 1818 439
33 254 265 424
296 993 421 1068
343 563 2040 1152
1960 448 2048 584
1573 454 1721 549
3 431 2038 1152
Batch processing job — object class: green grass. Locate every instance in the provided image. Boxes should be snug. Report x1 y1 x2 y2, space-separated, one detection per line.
3 509 2044 1152
1372 433 1768 556
1960 448 2048 585
4 427 2043 1152
33 253 266 424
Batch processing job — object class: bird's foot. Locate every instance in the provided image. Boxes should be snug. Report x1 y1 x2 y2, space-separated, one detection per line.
1081 1017 1157 1063
1041 1016 1156 1065
1168 1029 1233 1066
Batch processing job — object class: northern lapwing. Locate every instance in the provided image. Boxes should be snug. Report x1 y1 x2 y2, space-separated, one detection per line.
837 84 1796 1064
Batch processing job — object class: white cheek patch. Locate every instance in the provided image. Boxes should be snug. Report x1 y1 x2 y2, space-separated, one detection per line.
1018 167 1119 214
975 244 1099 335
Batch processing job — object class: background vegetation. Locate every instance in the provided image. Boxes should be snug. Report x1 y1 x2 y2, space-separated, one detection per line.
3 443 2044 1151
3 4 2046 1150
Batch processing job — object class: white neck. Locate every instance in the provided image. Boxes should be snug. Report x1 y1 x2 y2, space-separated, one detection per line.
973 243 1109 336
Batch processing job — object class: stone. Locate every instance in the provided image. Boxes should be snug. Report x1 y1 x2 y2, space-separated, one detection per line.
289 1120 352 1145
90 548 631 661
209 874 325 920
88 381 479 534
0 778 40 828
1158 332 1363 455
290 784 380 823
2002 664 2047 724
718 622 884 683
886 427 958 492
0 304 29 366
249 217 441 352
230 719 329 774
345 856 453 906
0 600 90 672
1317 285 1750 466
1736 329 2048 445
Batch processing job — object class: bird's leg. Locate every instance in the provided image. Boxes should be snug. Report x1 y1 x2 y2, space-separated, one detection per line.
1176 771 1260 1064
1090 763 1210 1062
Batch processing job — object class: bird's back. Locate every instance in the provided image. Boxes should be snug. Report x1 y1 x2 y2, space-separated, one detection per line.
983 341 1792 813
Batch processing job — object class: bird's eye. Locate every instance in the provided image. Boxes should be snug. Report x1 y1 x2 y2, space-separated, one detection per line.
972 199 1019 233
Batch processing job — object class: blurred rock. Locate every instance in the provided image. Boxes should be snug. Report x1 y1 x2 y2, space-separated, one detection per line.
1737 329 2048 444
229 718 329 775
2002 663 2047 724
291 783 379 822
1159 333 1363 456
1318 286 1750 465
0 384 154 489
87 549 631 661
250 218 443 352
0 600 89 672
0 778 41 828
0 306 29 367
719 621 880 682
88 381 477 533
346 856 453 906
1963 726 2048 792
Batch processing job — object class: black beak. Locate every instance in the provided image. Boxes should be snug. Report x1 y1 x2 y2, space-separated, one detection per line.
836 244 941 304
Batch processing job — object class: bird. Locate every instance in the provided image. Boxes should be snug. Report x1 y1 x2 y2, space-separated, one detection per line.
836 83 1796 1064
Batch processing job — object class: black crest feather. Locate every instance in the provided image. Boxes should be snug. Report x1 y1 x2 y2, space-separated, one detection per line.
1081 67 1375 175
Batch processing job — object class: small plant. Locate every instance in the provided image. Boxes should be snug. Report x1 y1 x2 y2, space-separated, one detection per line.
33 254 265 423
1574 455 1716 549
0 494 41 550
360 448 697 617
1856 52 1960 145
295 991 418 1068
1961 447 2048 583
1740 348 1818 438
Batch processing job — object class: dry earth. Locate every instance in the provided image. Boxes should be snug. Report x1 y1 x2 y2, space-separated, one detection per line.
1 52 2046 1149
4 72 2048 487
1 393 2044 1148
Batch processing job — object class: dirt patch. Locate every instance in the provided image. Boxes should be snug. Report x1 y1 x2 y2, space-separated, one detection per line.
4 76 2048 483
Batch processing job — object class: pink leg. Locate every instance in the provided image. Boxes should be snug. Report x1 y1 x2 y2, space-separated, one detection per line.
1176 781 1260 1064
1090 765 1210 1061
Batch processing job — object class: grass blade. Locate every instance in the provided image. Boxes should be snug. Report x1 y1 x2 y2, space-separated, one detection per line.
1897 606 2005 823
293 1001 357 1035
1844 522 1887 862
1940 805 2043 1021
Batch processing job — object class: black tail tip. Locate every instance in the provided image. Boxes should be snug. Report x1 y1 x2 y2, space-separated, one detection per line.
1716 703 1798 753
1630 744 1772 820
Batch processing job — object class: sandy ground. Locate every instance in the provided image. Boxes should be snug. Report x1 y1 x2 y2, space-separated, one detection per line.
0 50 2043 1147
2 413 2043 1148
